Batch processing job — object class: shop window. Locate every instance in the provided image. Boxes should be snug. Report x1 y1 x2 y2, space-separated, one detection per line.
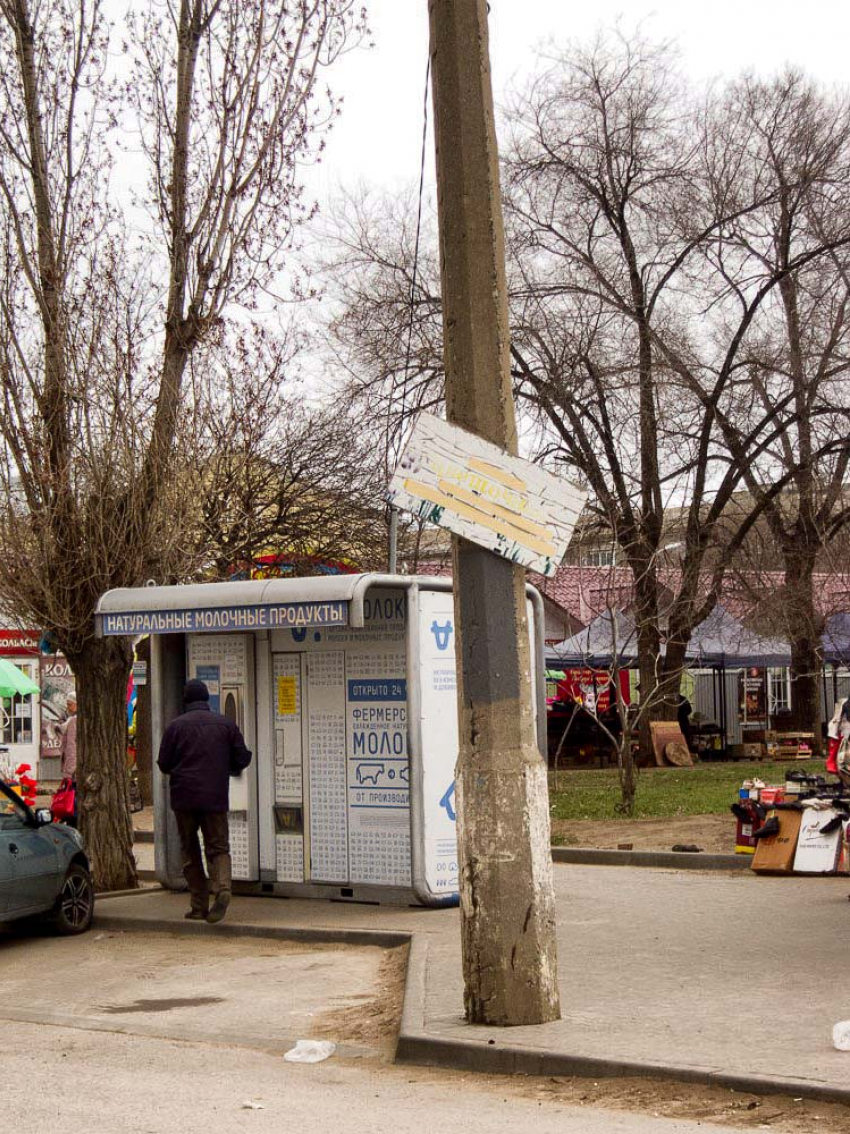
768 667 790 714
0 661 35 745
582 547 617 567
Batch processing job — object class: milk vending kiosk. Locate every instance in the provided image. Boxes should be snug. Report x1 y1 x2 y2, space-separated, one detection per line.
95 573 546 906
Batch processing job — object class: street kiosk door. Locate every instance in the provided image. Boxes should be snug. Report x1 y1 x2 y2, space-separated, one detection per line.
186 633 259 881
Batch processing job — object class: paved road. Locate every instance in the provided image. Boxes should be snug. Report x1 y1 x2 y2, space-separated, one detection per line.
6 1017 774 1134
99 866 850 1100
4 924 846 1133
0 929 385 1052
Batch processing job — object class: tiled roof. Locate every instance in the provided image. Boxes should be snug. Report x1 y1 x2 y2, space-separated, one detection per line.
411 558 850 627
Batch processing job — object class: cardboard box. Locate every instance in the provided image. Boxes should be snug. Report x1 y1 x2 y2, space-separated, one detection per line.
759 787 785 806
728 742 766 761
649 721 693 767
793 810 844 874
751 809 803 874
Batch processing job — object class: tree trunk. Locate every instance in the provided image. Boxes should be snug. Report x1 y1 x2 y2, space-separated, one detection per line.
788 633 822 754
658 640 689 723
782 548 823 757
632 561 661 778
616 721 637 811
70 636 138 892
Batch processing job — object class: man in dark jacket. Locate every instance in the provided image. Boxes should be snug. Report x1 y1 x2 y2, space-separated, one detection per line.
157 679 252 923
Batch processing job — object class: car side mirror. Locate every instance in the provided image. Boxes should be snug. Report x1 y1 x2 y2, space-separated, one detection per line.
34 808 52 826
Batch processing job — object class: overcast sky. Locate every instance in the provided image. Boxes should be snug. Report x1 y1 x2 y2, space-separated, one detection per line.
312 0 850 204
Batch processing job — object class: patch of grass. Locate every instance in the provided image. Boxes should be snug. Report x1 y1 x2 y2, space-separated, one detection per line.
550 831 580 847
548 760 828 821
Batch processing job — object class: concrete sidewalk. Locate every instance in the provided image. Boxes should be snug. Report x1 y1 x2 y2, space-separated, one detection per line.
95 864 850 1106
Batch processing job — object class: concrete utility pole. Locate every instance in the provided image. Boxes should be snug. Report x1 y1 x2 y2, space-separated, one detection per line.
427 0 560 1026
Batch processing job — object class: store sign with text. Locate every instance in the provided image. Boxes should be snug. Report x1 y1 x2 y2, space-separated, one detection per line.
739 667 766 720
0 630 39 656
100 601 348 636
555 668 631 715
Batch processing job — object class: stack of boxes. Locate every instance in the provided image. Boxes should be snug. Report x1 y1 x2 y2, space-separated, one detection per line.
735 779 777 853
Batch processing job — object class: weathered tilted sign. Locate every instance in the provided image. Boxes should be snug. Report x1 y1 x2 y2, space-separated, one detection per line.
388 413 586 577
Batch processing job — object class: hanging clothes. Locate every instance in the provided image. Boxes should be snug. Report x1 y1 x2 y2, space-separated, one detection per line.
826 698 850 774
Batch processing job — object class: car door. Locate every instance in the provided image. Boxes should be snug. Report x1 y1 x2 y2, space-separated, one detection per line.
0 805 15 916
0 785 31 915
0 782 60 916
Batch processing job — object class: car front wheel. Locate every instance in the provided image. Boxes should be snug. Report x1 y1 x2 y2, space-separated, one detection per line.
51 863 94 935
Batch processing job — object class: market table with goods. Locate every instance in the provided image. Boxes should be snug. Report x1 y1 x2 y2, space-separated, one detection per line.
734 768 850 874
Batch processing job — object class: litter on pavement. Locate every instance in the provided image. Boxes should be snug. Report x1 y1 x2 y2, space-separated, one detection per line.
283 1039 336 1063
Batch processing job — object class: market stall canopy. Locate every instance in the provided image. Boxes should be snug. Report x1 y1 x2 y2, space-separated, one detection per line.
685 605 791 667
0 656 40 697
546 604 791 669
823 612 850 664
546 608 638 667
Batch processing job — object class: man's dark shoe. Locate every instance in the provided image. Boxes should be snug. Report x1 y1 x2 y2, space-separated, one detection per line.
753 816 780 840
206 893 231 924
185 909 207 921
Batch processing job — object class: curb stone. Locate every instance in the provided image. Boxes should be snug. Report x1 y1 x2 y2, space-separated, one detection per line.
130 842 752 874
96 885 163 900
93 912 411 951
551 848 751 871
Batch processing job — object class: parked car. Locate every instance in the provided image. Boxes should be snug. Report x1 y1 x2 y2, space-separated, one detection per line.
0 778 93 934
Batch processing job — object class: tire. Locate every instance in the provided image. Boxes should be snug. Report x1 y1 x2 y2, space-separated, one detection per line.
50 863 94 935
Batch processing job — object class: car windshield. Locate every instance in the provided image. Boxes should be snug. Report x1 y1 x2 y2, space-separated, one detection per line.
0 778 31 829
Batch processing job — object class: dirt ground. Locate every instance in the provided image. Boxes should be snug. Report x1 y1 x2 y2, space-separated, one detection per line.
489 1072 850 1133
314 943 408 1056
551 812 737 854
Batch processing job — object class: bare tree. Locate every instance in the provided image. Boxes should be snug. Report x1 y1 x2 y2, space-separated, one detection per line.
321 35 850 778
503 35 850 750
323 42 829 755
182 327 388 579
681 73 850 751
0 0 365 889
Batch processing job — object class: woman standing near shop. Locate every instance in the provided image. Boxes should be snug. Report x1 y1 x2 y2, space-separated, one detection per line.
59 696 77 781
59 689 78 825
48 696 78 827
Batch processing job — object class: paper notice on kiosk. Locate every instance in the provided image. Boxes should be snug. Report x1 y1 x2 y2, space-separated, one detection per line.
277 675 297 715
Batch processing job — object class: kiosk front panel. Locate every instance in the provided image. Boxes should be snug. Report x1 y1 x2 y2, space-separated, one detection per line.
266 588 410 894
186 632 259 881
